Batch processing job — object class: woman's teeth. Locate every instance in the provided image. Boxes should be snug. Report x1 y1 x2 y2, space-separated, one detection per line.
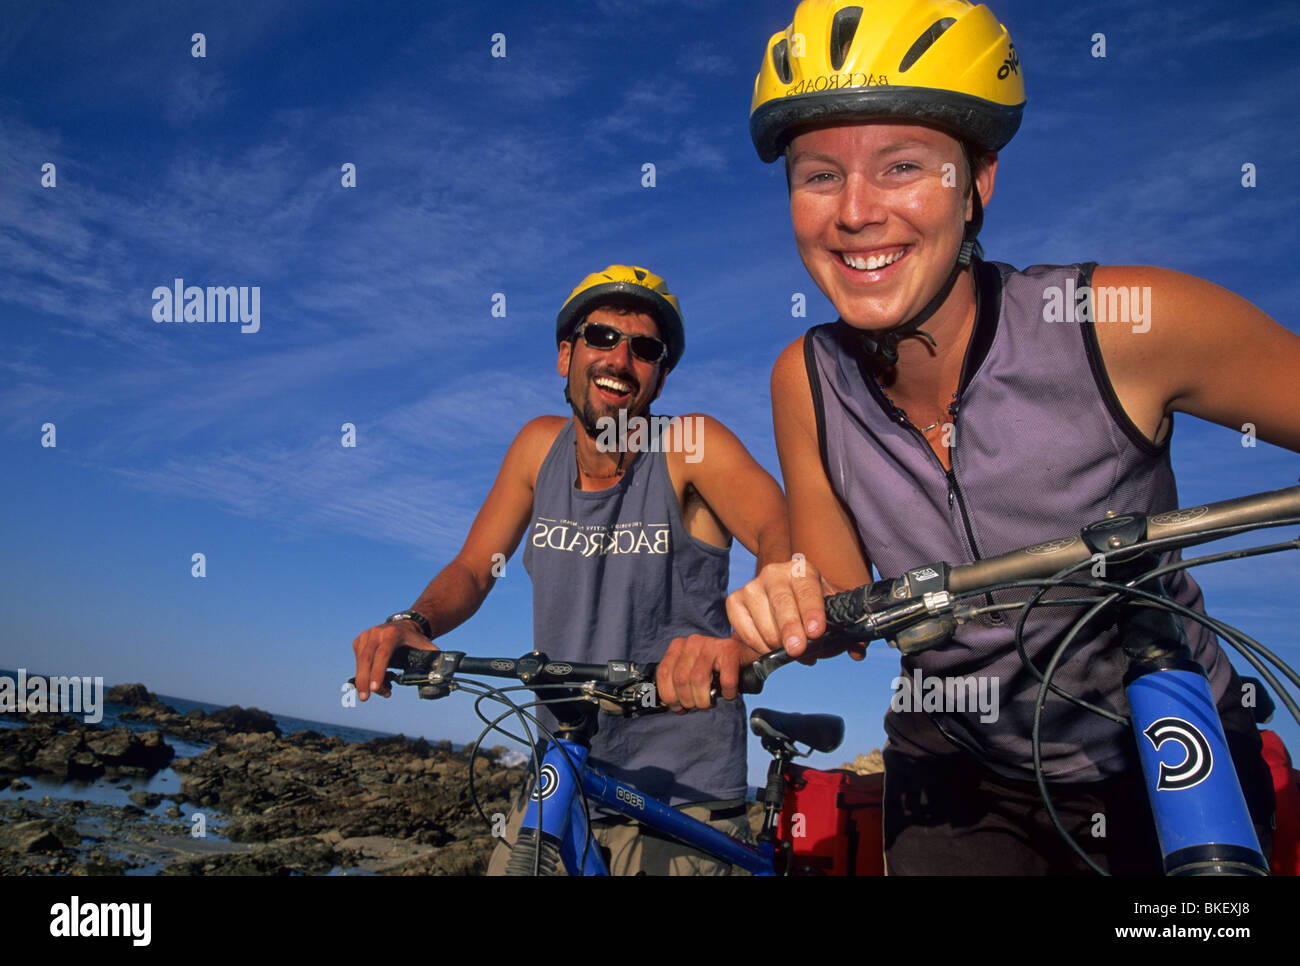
841 249 904 271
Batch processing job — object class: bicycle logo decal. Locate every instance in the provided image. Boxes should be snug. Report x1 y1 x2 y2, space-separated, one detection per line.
1025 536 1078 555
529 764 561 802
1150 506 1209 526
1142 716 1214 791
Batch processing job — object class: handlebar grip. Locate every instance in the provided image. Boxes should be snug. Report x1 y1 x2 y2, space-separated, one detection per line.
825 584 874 632
388 645 414 671
388 644 439 672
644 649 794 700
739 649 796 694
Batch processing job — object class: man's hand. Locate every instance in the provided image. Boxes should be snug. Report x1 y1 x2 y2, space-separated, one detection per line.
351 621 438 701
657 634 743 712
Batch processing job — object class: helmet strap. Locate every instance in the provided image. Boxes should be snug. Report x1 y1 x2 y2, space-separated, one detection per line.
856 190 984 368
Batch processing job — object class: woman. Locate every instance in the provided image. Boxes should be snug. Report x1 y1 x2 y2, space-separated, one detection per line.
659 0 1298 874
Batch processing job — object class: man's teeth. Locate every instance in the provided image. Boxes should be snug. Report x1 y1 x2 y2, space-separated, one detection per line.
595 376 633 394
841 249 904 271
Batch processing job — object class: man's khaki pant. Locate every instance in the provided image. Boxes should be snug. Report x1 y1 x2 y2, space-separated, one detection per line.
486 785 752 876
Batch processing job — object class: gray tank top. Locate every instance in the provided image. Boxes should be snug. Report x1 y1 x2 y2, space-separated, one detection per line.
807 260 1233 782
523 419 746 804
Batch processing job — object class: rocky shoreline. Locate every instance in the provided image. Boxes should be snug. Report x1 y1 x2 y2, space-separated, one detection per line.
1 684 524 875
3 684 883 876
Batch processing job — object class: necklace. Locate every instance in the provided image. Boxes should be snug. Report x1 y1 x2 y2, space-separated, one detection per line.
576 448 627 480
871 372 959 433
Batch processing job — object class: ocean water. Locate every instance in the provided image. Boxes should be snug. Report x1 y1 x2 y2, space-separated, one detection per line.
0 669 400 745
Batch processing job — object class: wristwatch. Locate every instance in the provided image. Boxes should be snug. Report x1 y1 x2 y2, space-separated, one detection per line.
386 610 432 639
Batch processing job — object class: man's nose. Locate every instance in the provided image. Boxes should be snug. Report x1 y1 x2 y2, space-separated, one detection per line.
605 337 634 369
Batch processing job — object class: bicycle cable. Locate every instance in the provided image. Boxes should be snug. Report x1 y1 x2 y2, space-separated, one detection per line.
1029 557 1300 875
461 682 612 875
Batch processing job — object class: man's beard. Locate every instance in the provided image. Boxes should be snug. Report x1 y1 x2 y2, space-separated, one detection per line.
565 365 641 442
567 384 613 441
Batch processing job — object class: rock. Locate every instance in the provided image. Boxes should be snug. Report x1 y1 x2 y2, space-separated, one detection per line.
207 706 281 736
87 727 175 774
0 721 174 782
105 683 158 706
8 778 29 791
839 750 885 775
357 734 431 757
0 819 77 854
1 704 532 875
120 703 281 742
32 732 98 780
160 836 338 876
382 837 490 876
117 704 175 725
71 858 129 875
170 726 522 854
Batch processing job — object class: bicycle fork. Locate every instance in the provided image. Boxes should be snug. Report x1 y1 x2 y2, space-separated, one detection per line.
507 740 609 876
1120 604 1269 875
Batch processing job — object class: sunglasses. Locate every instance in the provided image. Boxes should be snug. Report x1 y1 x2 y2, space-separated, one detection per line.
574 321 667 365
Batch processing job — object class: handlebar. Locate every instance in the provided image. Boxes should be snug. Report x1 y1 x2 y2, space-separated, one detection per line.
821 484 1300 654
383 642 799 708
369 485 1300 706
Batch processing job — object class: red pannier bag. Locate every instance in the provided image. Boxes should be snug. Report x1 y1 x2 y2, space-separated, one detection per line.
778 763 884 875
1261 729 1300 876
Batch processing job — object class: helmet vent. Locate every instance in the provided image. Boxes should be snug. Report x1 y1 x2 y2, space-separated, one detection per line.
829 6 863 72
771 38 793 84
898 17 957 72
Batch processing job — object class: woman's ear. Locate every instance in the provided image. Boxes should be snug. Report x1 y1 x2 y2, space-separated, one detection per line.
969 151 998 218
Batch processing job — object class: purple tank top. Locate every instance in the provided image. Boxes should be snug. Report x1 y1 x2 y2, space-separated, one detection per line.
807 260 1234 781
523 418 746 804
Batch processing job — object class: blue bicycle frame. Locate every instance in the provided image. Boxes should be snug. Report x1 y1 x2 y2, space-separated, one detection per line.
517 738 776 876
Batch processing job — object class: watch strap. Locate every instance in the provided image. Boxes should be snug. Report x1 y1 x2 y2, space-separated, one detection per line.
386 610 432 639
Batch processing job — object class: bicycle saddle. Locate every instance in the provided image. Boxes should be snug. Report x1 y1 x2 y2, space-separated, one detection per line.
749 708 845 754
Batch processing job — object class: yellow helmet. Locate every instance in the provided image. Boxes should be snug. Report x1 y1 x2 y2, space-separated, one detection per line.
750 0 1025 162
556 265 685 371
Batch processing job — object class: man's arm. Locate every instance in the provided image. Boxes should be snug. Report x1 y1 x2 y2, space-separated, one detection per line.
671 413 790 567
657 346 871 709
350 416 561 700
655 412 788 710
1094 266 1300 452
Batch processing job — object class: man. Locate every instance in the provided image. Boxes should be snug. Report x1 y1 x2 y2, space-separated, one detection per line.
660 0 1299 873
352 264 791 874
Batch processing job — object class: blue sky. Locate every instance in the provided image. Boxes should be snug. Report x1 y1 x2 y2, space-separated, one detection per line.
2 0 1298 788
